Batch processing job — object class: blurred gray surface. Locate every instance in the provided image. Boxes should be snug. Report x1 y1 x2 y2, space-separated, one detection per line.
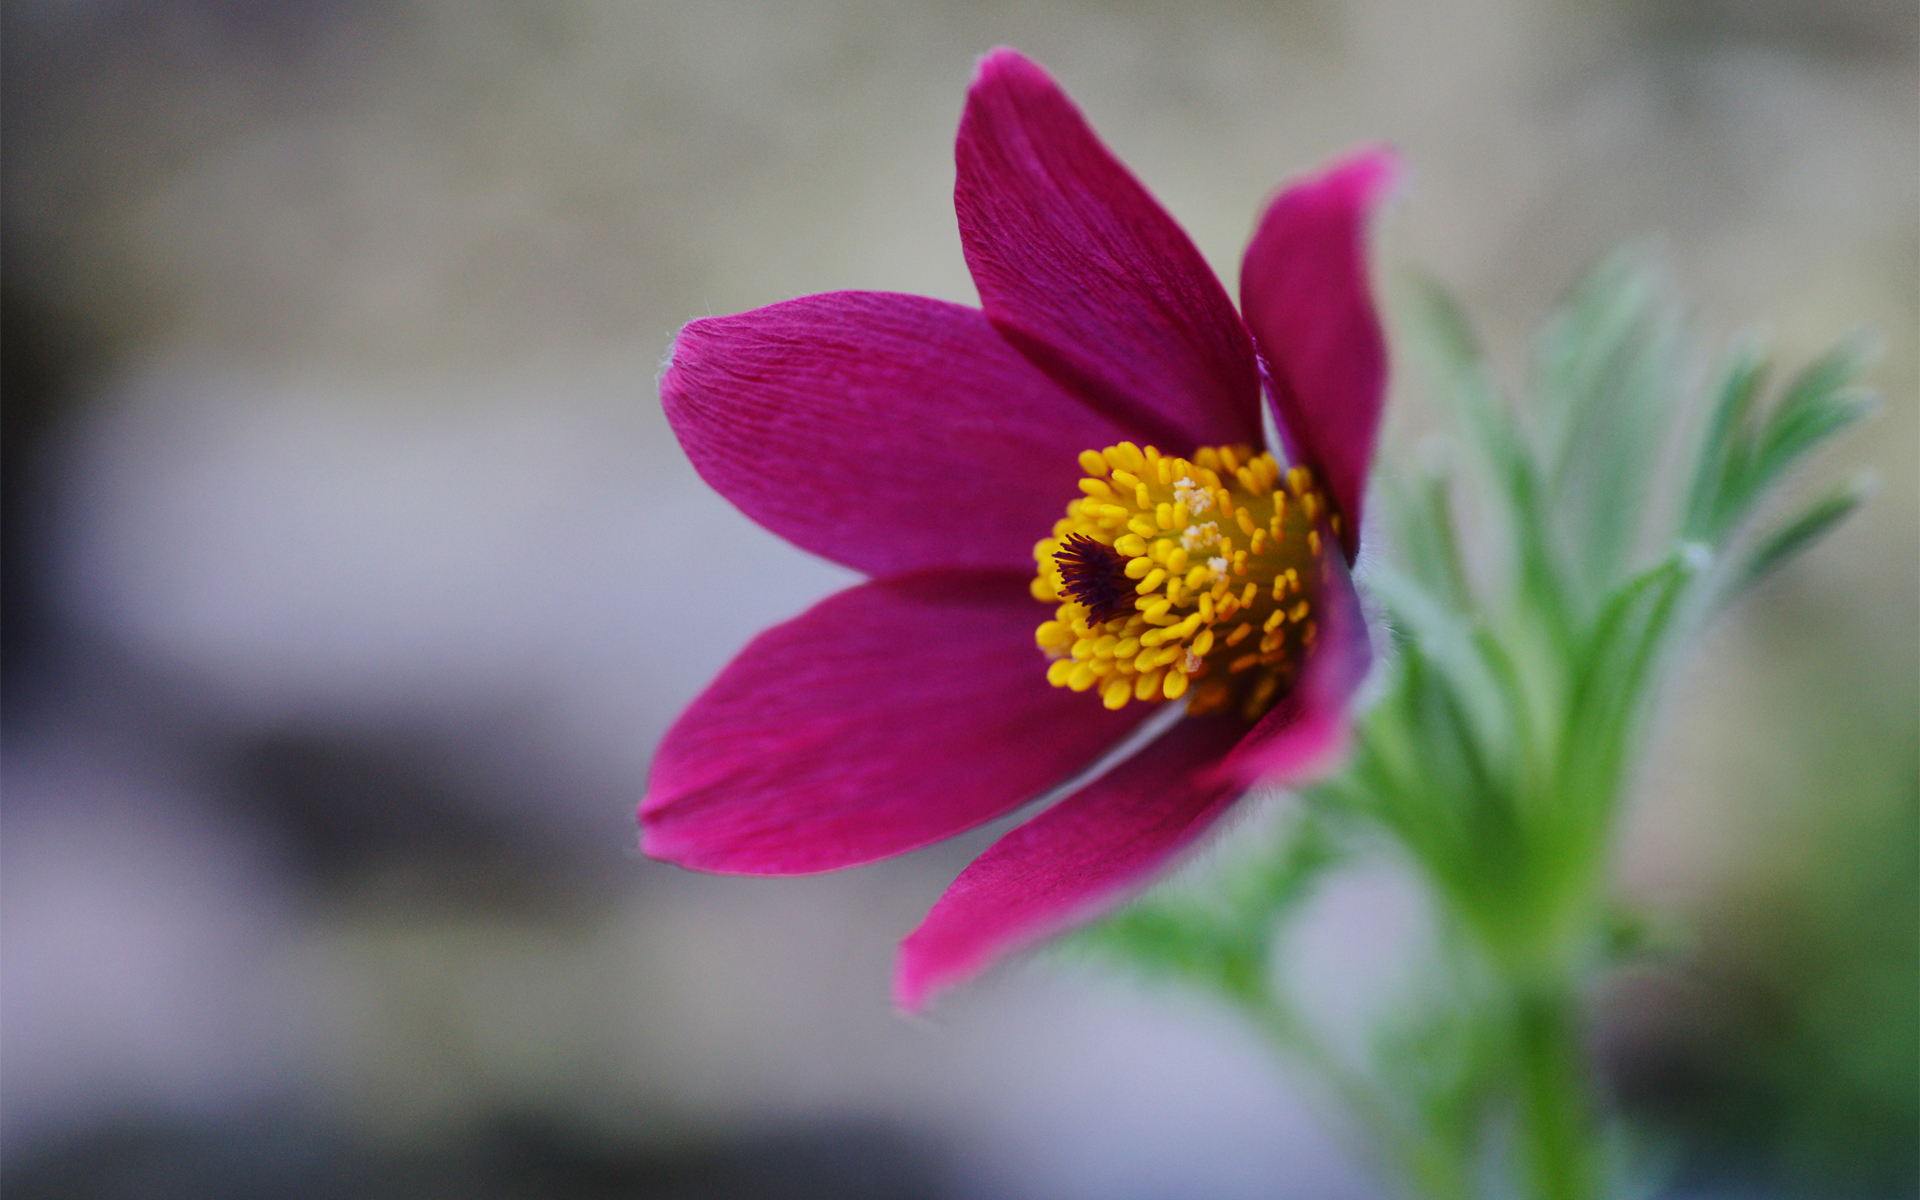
4 0 1914 1195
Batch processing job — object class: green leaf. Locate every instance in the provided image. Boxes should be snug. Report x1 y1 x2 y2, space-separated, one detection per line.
1683 335 1770 542
1685 335 1876 548
1069 812 1343 1000
1532 251 1683 599
1233 811 1342 919
1400 271 1490 392
1749 353 1877 501
1071 902 1253 990
1733 474 1874 594
1396 272 1575 638
1555 550 1702 842
1365 559 1539 789
1382 466 1476 615
1532 250 1666 473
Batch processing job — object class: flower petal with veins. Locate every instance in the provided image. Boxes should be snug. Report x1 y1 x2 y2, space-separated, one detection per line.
896 715 1249 1011
643 570 1152 875
1241 148 1398 561
956 49 1263 452
663 291 1138 577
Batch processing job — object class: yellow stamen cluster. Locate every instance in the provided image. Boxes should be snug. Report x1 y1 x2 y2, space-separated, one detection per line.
1032 441 1333 722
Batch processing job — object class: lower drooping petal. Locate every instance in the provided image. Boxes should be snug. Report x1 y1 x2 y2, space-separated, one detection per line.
642 570 1152 875
1218 541 1372 788
1240 147 1398 562
894 714 1251 1011
662 291 1137 577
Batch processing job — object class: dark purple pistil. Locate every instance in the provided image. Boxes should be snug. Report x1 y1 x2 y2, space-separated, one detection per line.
1054 533 1130 625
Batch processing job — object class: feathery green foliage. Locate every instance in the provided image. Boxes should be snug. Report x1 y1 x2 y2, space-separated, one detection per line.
1080 252 1875 1199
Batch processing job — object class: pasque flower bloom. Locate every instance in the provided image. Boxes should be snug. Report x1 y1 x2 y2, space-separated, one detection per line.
643 48 1395 1010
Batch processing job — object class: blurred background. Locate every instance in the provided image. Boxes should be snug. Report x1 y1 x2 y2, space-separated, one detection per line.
3 1 1914 1196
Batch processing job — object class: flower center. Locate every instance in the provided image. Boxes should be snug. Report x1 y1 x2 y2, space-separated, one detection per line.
1031 441 1335 722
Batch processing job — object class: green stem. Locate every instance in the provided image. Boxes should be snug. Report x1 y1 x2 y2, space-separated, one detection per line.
1511 984 1599 1200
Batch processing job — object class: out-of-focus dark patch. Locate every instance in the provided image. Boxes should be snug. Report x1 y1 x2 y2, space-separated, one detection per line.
1628 0 1918 61
5 1111 954 1200
230 724 620 912
480 1112 953 1200
1601 769 1919 1198
3 1113 398 1200
0 282 103 717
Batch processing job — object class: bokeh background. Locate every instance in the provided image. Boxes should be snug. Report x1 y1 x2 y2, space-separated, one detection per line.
4 1 1914 1196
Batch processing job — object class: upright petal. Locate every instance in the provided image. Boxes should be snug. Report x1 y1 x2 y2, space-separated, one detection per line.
955 48 1262 453
1218 541 1372 787
663 291 1136 577
894 714 1250 1011
642 570 1151 875
1240 147 1398 561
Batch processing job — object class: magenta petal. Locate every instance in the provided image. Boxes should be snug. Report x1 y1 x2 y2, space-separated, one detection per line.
641 570 1152 875
1219 543 1372 787
662 291 1136 577
955 48 1262 453
894 715 1250 1011
1240 147 1399 561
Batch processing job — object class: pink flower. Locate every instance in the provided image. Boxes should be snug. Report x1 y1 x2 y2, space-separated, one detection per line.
643 48 1395 1010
